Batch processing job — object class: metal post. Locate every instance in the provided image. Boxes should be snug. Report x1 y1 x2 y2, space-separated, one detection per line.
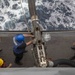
28 0 48 67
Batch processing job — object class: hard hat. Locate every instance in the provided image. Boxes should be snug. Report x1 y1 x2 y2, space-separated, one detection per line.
0 58 4 67
15 34 25 42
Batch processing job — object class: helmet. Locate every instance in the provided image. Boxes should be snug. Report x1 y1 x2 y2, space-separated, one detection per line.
0 58 4 67
15 34 25 42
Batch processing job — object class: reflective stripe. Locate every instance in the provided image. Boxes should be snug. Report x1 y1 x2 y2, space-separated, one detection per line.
13 37 18 46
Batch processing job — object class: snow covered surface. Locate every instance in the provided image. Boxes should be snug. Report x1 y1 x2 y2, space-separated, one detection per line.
0 0 75 31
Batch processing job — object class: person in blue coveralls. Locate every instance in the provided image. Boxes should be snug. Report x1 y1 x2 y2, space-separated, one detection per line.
13 33 34 65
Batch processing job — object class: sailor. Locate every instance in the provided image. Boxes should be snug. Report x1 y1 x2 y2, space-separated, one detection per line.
13 33 34 65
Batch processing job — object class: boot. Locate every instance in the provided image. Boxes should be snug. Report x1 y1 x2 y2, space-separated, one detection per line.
0 49 2 52
15 61 23 65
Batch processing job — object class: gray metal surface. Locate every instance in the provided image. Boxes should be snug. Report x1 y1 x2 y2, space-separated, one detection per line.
0 68 75 75
0 31 75 67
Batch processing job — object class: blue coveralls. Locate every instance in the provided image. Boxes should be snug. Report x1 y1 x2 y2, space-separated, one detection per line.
13 35 26 63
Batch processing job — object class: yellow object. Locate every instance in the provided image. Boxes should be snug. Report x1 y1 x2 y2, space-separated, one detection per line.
0 58 4 66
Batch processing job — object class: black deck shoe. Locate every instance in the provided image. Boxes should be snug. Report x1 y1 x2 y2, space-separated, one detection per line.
0 49 2 52
24 50 28 53
71 46 75 50
15 61 23 65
